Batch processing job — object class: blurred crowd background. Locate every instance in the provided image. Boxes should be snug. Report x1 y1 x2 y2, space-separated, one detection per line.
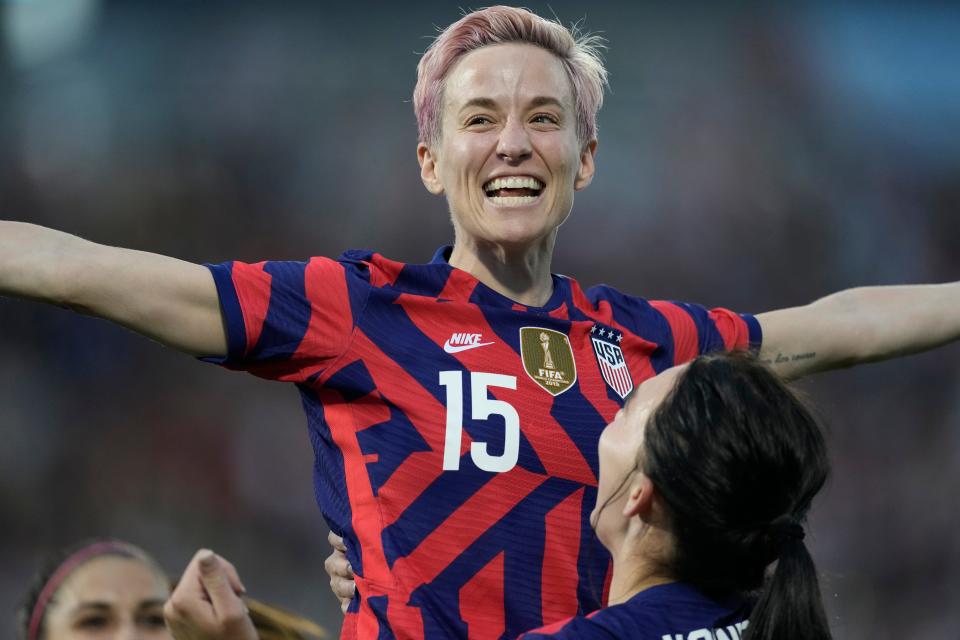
1 0 959 637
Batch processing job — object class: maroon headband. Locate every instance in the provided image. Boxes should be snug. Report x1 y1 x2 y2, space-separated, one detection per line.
27 540 143 640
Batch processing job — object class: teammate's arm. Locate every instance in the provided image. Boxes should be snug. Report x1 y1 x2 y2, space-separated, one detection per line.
757 282 960 380
0 221 226 357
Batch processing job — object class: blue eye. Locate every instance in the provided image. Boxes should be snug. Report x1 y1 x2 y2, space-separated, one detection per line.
467 116 492 126
532 114 558 124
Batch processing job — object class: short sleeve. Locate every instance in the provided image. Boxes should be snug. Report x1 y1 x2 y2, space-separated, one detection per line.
649 300 762 366
202 256 359 383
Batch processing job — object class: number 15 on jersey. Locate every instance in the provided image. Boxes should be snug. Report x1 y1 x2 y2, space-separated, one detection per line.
439 371 520 473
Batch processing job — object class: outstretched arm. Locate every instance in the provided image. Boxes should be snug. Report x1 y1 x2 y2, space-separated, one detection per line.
0 221 226 357
757 282 960 380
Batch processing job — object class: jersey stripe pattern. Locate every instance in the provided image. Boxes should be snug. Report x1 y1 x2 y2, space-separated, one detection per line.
519 582 750 639
204 247 761 640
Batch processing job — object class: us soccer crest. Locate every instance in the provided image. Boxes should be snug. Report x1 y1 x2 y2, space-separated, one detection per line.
591 324 634 399
519 327 577 396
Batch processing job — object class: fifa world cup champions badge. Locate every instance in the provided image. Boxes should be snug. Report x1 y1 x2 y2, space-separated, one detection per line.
591 324 634 399
520 327 577 396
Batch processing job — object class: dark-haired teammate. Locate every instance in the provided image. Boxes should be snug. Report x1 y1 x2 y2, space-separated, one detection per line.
521 354 830 639
2 6 958 640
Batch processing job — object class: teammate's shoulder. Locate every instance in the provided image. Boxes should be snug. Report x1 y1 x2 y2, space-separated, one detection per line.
519 612 621 639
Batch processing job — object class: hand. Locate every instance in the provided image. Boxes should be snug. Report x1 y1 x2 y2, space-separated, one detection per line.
164 549 257 640
324 530 356 614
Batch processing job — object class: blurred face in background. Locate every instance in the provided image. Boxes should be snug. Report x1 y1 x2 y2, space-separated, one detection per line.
418 43 596 253
41 556 171 640
591 365 685 549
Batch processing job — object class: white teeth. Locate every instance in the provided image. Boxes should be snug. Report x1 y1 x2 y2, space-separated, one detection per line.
483 176 544 191
489 195 539 206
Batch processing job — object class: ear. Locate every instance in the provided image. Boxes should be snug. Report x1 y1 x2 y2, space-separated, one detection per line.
417 143 445 195
573 139 598 191
622 473 655 520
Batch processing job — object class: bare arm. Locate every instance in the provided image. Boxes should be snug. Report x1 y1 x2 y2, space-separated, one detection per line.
0 221 226 357
757 282 960 380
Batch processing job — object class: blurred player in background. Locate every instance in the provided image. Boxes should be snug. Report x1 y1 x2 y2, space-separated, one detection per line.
19 538 327 640
19 539 172 640
1 5 958 639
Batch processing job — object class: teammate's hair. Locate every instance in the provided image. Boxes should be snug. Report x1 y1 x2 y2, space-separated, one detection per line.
17 539 166 640
642 352 831 640
414 5 607 147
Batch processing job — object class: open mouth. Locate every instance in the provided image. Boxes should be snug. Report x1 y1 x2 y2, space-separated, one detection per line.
482 176 544 206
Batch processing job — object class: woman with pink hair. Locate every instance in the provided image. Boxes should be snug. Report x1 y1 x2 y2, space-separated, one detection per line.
1 5 958 639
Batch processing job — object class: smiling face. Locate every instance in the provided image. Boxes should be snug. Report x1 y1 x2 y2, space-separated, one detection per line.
418 42 596 252
42 556 171 640
591 365 687 549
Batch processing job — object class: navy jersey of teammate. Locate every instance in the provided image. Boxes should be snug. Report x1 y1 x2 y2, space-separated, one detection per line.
205 246 759 639
520 582 750 640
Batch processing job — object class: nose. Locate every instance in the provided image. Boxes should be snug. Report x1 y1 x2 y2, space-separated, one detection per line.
113 620 142 640
496 117 532 164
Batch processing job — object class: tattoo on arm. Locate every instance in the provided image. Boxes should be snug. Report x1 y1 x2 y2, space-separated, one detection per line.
761 352 817 365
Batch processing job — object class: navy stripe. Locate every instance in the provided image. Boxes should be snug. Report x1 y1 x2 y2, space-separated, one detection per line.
393 262 453 298
576 485 610 613
357 288 464 406
251 261 312 361
341 258 373 330
201 262 247 364
325 356 377 403
365 595 393 639
297 386 357 574
745 313 763 352
409 477 584 639
356 399 431 496
381 462 496 565
549 387 607 480
673 301 728 356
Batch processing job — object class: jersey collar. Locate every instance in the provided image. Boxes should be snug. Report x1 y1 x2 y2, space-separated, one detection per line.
430 245 570 312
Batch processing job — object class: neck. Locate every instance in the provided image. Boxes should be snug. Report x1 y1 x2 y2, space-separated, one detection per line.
448 234 556 307
606 551 674 606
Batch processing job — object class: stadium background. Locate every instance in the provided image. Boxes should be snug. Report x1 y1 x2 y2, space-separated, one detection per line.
1 1 958 637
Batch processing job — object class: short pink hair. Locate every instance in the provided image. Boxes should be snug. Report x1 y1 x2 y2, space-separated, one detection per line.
414 6 608 147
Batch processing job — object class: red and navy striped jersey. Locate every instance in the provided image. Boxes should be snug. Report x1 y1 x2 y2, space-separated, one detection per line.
205 247 761 640
519 582 750 639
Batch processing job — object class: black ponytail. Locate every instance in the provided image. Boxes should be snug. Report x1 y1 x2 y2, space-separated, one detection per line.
742 534 830 640
642 352 831 640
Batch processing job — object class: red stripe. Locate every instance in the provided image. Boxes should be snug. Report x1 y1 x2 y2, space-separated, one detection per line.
568 280 612 324
299 257 353 364
547 302 569 320
602 561 613 606
390 468 547 585
437 268 480 302
708 308 751 351
318 388 403 635
230 261 272 355
459 552 505 640
541 488 583 625
368 253 404 288
649 300 699 364
347 332 459 527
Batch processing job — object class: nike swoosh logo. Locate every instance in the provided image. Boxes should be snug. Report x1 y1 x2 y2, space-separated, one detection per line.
443 340 495 354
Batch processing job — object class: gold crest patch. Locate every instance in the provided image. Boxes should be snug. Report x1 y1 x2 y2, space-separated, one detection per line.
519 327 577 396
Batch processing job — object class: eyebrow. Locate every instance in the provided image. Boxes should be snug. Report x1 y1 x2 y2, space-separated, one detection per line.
458 95 568 113
71 598 166 613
